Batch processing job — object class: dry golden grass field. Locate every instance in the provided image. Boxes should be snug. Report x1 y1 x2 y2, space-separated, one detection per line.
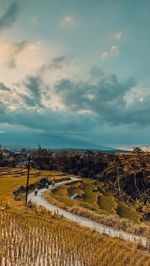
0 167 150 266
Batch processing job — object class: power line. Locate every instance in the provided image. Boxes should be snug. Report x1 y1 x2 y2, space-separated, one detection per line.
25 156 31 207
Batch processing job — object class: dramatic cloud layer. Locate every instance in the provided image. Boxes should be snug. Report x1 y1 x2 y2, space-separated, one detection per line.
0 64 150 147
0 0 149 147
0 66 150 127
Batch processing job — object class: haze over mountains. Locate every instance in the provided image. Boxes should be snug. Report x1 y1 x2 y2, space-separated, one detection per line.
0 131 115 150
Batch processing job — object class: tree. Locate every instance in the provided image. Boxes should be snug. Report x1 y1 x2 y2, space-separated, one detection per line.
132 147 143 154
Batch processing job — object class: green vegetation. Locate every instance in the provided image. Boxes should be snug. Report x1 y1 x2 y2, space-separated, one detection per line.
44 178 150 237
52 186 74 207
47 179 140 223
97 191 116 214
116 202 140 223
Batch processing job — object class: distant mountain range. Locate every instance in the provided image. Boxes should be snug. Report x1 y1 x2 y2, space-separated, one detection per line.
0 132 116 151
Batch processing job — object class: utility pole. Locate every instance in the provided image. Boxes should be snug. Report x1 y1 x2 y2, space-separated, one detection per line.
25 155 31 207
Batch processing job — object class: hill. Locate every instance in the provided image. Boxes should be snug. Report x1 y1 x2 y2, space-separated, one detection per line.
0 131 116 150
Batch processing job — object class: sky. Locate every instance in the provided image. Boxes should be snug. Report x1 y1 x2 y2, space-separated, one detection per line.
0 0 150 148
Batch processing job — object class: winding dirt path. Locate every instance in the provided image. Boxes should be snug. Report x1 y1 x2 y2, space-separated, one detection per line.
28 178 148 248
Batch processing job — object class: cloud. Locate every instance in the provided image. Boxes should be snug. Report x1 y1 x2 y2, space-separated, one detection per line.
0 75 45 110
55 73 136 122
0 1 19 31
0 40 66 87
101 45 120 59
24 76 41 98
54 72 150 127
0 67 150 147
51 55 73 67
39 55 73 73
110 45 120 55
0 82 11 91
1 66 150 147
0 40 34 68
114 32 123 40
60 16 76 28
101 51 109 59
19 76 45 108
0 104 96 141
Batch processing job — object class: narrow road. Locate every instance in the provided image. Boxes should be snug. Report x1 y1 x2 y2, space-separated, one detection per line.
28 178 148 248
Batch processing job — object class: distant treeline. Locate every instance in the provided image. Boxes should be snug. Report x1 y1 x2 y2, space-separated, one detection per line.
31 148 150 202
31 148 110 178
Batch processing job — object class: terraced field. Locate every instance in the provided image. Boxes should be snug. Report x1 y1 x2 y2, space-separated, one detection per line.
0 167 65 207
46 179 141 224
